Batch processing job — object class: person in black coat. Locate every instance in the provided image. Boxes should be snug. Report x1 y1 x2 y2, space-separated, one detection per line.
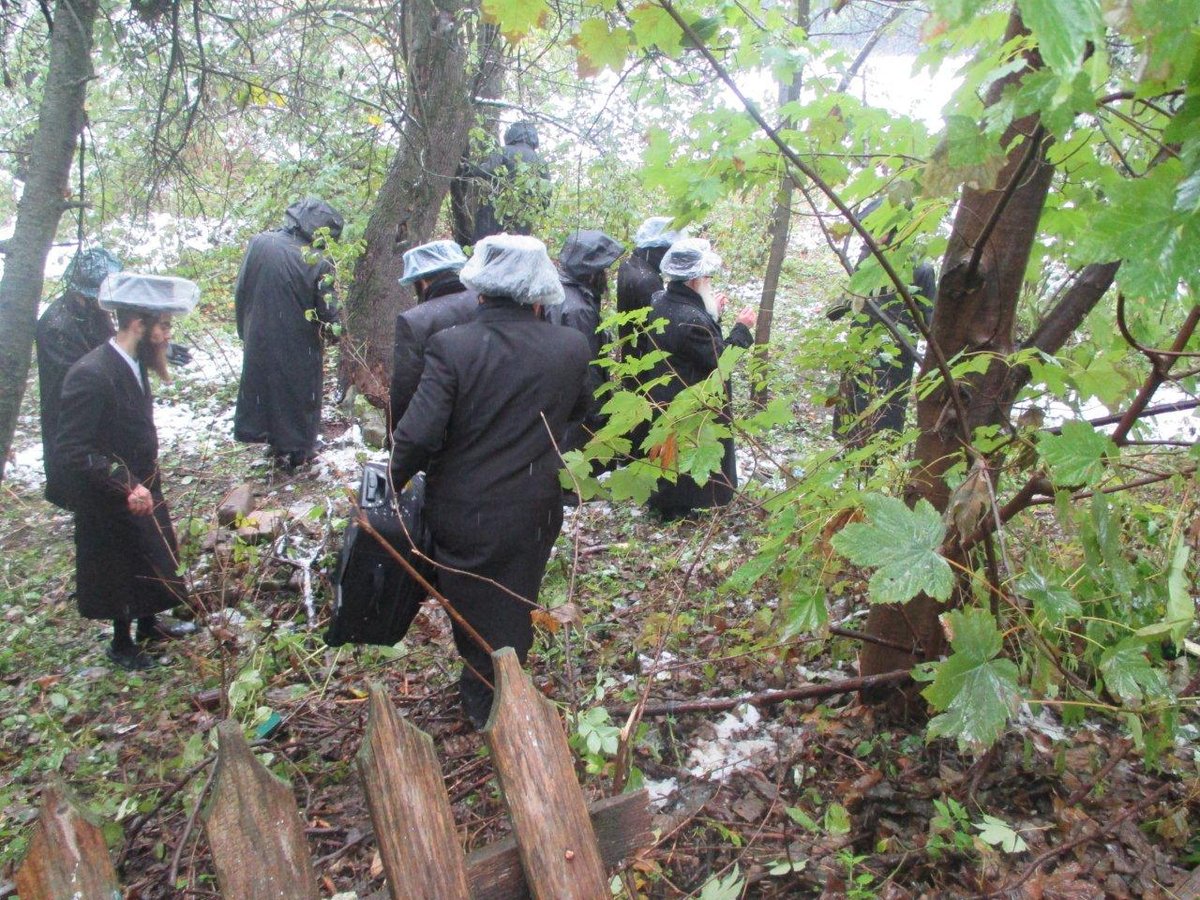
460 122 551 244
827 207 936 447
389 239 478 432
36 247 123 509
615 216 682 357
233 198 343 470
390 234 590 728
547 229 624 449
56 273 201 670
642 238 757 520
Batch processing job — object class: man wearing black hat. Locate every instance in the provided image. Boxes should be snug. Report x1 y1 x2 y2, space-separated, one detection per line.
36 247 122 509
233 198 344 471
56 273 201 670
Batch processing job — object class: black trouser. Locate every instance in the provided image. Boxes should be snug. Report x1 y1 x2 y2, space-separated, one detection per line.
427 497 564 716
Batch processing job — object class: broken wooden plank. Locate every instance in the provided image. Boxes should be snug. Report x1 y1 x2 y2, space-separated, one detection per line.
465 790 651 900
357 683 470 899
202 720 319 900
484 647 608 899
14 780 120 900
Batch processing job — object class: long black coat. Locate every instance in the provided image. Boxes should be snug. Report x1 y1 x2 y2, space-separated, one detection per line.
233 228 338 456
469 133 550 242
545 279 608 444
615 247 666 353
388 272 478 431
56 343 187 620
36 293 114 509
643 282 753 518
832 261 936 445
390 299 589 697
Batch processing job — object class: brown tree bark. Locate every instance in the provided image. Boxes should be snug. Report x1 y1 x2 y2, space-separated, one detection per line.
339 0 483 406
451 22 505 248
859 8 1056 698
0 0 99 483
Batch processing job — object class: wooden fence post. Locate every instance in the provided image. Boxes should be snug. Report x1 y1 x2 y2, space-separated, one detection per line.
14 780 120 900
202 719 319 900
484 647 608 899
357 682 471 899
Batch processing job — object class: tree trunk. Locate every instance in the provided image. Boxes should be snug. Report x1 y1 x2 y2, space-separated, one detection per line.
338 0 480 406
751 0 806 406
860 8 1054 700
0 0 99 483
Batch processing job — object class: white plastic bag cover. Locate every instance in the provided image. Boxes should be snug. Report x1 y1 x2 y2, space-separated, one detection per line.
399 240 468 285
98 272 200 315
633 216 684 249
660 238 722 281
460 234 565 307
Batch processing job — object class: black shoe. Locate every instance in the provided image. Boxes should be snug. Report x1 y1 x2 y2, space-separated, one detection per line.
137 618 197 644
459 677 494 731
106 644 158 671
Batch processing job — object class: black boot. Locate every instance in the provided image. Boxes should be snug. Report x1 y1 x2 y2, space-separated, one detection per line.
107 619 157 670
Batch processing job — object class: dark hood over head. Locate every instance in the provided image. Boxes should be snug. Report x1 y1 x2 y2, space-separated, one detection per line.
558 230 624 282
503 121 539 148
284 198 344 242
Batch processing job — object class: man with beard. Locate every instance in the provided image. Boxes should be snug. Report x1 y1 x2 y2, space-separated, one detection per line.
233 198 343 472
547 229 624 451
615 216 682 357
36 247 123 509
642 238 757 520
389 239 477 431
55 273 200 670
390 234 590 728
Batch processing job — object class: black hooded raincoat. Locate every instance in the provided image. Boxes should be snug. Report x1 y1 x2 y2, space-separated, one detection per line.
36 294 115 508
233 199 343 458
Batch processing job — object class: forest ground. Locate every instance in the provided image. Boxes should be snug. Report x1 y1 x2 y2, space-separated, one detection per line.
0 247 1197 898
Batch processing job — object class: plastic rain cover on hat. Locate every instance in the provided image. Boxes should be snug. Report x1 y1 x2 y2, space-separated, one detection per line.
460 234 565 307
558 230 624 281
399 240 468 285
660 237 722 281
633 216 684 249
64 247 123 300
98 272 200 315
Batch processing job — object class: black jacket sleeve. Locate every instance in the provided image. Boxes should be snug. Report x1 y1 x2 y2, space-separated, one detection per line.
56 365 136 505
390 337 456 490
389 316 423 430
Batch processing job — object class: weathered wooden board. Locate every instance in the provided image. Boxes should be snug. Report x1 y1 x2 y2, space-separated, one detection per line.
357 683 471 899
202 720 319 900
484 648 608 899
465 790 651 900
14 781 120 900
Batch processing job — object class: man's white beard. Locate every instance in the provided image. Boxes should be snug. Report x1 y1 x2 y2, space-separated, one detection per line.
697 281 720 321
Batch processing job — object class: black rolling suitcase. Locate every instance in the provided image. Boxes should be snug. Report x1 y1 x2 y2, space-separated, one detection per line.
325 462 435 647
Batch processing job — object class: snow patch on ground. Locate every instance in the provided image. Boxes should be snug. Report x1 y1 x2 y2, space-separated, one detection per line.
686 703 791 781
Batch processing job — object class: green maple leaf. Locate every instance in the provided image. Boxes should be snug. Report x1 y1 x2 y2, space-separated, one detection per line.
571 19 630 76
1016 0 1102 73
974 814 1028 853
780 590 828 637
1100 639 1170 706
1037 421 1115 487
481 0 550 42
629 4 684 56
830 495 952 605
922 608 1021 752
1015 569 1081 626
